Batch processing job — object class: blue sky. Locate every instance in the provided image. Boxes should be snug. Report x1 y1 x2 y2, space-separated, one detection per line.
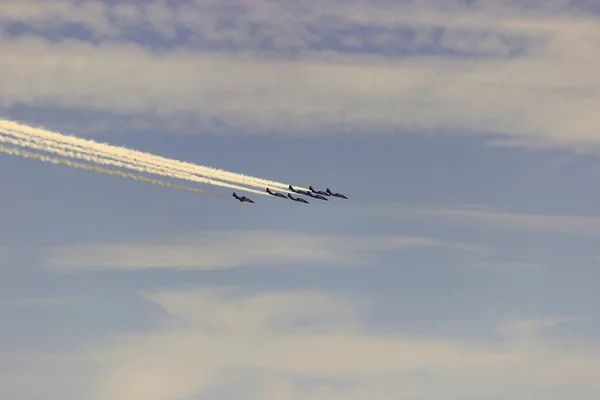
1 0 600 399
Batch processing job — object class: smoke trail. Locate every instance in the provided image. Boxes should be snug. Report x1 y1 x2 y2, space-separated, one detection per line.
0 145 222 197
0 125 229 189
0 133 268 196
0 120 306 192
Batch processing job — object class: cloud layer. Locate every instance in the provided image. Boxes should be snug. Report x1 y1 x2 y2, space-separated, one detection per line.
362 204 600 235
0 0 599 150
4 288 598 400
43 230 477 269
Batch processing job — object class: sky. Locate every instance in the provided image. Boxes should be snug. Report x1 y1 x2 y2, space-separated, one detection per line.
1 0 600 398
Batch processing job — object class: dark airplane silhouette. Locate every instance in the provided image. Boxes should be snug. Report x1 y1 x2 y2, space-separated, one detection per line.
233 192 254 203
266 188 287 198
287 193 309 203
309 186 330 196
306 191 328 201
288 185 312 196
326 188 348 199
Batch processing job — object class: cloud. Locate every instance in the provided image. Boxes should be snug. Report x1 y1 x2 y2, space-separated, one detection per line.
361 204 600 235
40 288 600 400
495 316 586 340
0 0 599 150
43 230 476 269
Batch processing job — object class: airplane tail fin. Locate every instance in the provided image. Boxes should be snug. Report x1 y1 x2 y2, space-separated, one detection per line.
326 188 332 193
309 186 314 190
288 185 293 190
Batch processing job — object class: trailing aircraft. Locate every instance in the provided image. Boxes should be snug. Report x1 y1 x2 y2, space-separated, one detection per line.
233 192 254 203
287 193 309 203
326 188 348 199
309 186 330 196
266 188 287 198
306 191 328 201
288 185 312 196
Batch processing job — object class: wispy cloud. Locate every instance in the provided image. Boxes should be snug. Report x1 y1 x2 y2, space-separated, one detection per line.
495 315 586 340
43 230 478 269
28 288 597 400
362 204 600 235
0 0 599 150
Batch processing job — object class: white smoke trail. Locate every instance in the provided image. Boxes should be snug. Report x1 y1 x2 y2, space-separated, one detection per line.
0 124 235 190
0 120 306 192
0 145 222 197
0 133 268 196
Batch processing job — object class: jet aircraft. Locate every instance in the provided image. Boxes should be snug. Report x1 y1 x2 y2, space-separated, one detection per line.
266 188 287 198
309 186 330 196
288 185 312 196
326 188 348 199
287 193 309 203
306 191 328 201
233 192 254 203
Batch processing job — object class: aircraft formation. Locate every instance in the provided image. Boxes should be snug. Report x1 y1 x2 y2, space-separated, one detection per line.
233 185 348 204
0 120 349 206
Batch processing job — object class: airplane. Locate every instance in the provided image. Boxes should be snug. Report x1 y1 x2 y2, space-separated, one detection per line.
326 188 348 199
306 191 328 201
266 188 287 198
233 192 254 203
287 193 309 203
309 186 331 196
288 185 312 196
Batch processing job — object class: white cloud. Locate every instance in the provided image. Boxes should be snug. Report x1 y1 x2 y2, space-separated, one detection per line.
43 230 474 269
40 288 600 400
362 204 600 235
0 0 598 150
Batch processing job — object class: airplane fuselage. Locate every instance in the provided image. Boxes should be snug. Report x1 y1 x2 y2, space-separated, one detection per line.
326 189 348 199
287 193 309 203
233 192 254 203
310 187 330 196
266 188 287 198
306 192 328 201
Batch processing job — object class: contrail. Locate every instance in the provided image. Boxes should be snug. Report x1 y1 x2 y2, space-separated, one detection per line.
0 133 269 196
0 120 306 192
0 145 222 197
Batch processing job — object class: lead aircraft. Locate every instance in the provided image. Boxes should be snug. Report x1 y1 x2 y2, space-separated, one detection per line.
326 188 348 199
